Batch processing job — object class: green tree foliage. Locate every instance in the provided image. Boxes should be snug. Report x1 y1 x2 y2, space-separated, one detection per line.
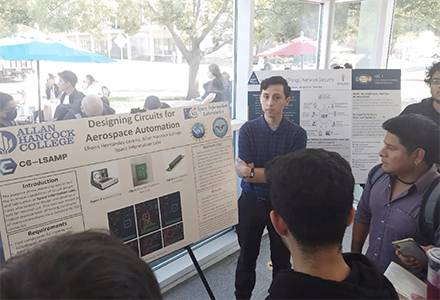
144 0 233 99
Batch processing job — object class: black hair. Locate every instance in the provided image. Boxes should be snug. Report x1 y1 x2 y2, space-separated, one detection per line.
144 95 161 110
382 114 440 166
265 148 354 253
58 70 78 87
86 74 96 84
0 230 162 299
425 61 440 86
260 76 291 98
0 92 14 110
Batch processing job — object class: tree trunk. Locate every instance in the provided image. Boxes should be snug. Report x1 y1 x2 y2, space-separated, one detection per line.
186 58 201 99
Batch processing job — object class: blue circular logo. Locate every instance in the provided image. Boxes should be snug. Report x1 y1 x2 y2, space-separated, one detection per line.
191 123 206 140
213 117 228 138
0 130 18 155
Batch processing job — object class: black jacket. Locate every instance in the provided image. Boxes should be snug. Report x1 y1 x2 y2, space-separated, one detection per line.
45 84 61 100
401 97 440 126
60 89 86 105
54 98 115 121
267 253 399 299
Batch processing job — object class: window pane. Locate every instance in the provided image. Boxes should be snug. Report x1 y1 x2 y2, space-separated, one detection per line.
253 0 321 70
0 0 235 119
388 0 439 110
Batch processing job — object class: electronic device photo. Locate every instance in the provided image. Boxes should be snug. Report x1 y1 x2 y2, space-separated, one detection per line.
392 238 428 263
108 206 137 243
166 154 185 172
91 168 119 190
131 155 154 187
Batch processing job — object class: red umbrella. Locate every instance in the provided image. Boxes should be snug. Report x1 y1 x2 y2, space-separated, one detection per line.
255 40 316 57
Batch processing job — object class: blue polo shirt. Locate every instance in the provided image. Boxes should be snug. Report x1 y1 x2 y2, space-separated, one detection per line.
238 115 307 198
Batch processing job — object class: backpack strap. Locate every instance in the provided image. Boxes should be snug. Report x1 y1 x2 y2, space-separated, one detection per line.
369 164 386 187
419 176 440 244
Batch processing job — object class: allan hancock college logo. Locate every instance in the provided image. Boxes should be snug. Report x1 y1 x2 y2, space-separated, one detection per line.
0 130 18 176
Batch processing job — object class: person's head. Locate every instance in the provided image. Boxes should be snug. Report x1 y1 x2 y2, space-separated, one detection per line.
81 94 104 117
144 95 161 110
0 230 162 299
83 74 96 89
379 114 440 175
263 56 268 62
222 71 230 81
259 76 291 120
58 70 78 93
208 64 222 80
0 92 17 123
46 74 56 87
424 61 440 102
266 149 355 255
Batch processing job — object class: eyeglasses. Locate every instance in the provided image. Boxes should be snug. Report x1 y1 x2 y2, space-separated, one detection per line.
431 78 440 85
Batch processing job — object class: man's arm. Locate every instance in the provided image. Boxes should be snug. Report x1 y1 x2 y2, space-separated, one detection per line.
351 222 370 253
235 159 266 183
351 173 374 253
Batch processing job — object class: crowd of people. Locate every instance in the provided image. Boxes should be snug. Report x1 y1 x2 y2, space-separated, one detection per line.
0 63 232 127
0 62 439 300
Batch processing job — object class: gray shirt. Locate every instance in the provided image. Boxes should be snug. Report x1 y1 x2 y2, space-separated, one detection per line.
355 164 440 278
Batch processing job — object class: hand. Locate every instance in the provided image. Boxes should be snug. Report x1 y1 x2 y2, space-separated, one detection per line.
235 157 251 178
396 245 433 269
410 293 426 300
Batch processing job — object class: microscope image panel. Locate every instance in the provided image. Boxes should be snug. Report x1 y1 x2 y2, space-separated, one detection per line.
140 231 163 256
124 239 140 257
159 191 183 227
162 222 184 247
135 199 160 236
107 205 137 242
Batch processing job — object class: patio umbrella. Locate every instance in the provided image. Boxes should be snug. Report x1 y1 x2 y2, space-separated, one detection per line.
256 34 354 69
0 29 116 122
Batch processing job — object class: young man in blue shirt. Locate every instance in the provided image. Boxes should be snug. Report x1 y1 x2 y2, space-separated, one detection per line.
234 76 307 300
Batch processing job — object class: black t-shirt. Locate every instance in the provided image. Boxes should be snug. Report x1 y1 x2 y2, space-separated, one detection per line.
401 97 440 126
204 78 227 102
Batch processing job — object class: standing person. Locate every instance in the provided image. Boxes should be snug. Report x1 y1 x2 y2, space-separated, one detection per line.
261 57 271 70
58 70 85 105
352 114 440 279
0 92 18 127
200 64 228 104
401 61 440 126
265 149 399 300
45 73 61 101
82 74 103 96
234 76 307 300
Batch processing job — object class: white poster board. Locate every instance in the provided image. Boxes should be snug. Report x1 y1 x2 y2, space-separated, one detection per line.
0 102 237 262
248 69 401 183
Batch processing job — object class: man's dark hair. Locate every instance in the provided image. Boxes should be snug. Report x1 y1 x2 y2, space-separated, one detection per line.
0 231 162 299
58 70 78 87
144 95 161 110
425 61 440 85
260 76 291 98
265 149 354 253
382 114 440 165
0 92 14 110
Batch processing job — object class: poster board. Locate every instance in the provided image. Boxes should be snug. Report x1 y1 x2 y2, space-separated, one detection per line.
0 102 237 262
248 69 401 183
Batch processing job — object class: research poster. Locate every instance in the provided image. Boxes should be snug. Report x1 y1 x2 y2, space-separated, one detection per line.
0 102 238 262
248 69 401 183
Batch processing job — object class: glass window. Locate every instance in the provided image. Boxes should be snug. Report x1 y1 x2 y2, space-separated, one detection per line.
253 0 321 70
388 0 439 110
331 2 361 68
1 0 235 118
